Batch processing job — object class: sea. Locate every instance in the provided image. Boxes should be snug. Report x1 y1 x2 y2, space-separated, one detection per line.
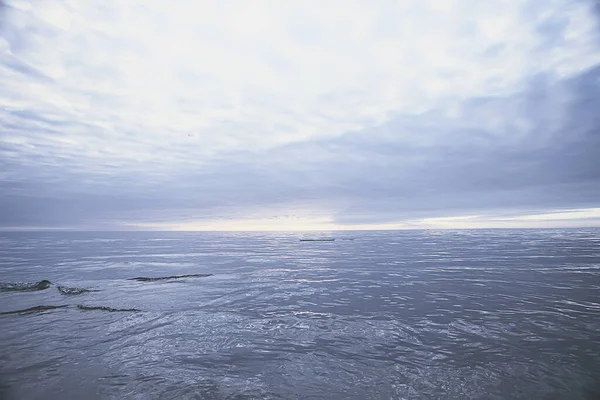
0 229 599 399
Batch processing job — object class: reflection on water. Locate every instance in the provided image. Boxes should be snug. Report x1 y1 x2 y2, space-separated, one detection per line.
1 229 599 399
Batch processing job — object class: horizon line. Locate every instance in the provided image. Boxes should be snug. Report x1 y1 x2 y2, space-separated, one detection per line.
1 226 599 233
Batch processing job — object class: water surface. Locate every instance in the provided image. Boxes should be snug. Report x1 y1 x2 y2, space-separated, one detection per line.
1 229 599 399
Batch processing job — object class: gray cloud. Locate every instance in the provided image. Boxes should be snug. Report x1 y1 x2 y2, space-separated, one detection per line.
4 66 599 228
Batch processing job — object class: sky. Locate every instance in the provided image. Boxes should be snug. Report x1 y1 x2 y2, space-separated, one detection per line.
0 0 599 231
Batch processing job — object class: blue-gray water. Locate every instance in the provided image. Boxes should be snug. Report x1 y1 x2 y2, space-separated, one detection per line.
1 229 599 399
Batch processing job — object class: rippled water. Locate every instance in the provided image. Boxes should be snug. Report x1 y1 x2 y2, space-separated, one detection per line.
1 229 599 399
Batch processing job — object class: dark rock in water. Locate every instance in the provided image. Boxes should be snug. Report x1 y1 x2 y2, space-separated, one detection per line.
0 280 52 292
0 305 68 315
57 286 99 295
128 273 213 282
299 238 335 242
77 305 140 312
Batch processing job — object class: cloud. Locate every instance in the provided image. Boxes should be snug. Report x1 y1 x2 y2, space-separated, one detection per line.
0 0 599 229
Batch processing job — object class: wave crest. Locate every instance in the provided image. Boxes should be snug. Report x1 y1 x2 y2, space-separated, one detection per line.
0 280 52 292
0 305 67 315
128 273 212 282
76 305 140 312
57 286 99 295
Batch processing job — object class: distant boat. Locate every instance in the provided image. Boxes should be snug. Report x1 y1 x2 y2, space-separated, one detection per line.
299 238 335 242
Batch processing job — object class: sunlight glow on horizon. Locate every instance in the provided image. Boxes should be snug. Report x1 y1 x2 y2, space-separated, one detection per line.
118 208 600 232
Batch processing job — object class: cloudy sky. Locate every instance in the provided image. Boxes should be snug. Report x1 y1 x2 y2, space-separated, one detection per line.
1 0 599 231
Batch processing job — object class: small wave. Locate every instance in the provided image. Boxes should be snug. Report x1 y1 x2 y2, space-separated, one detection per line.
127 273 213 282
77 305 140 312
57 286 99 295
0 280 52 292
0 305 68 315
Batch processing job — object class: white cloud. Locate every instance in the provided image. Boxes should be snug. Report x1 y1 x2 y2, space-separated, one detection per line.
1 0 599 174
1 0 600 230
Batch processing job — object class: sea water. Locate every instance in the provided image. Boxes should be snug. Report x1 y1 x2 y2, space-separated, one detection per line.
1 229 599 399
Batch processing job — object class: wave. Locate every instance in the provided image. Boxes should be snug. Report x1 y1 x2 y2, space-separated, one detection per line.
0 280 52 292
76 305 140 312
1 304 140 315
0 305 67 315
57 286 99 295
128 273 213 282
